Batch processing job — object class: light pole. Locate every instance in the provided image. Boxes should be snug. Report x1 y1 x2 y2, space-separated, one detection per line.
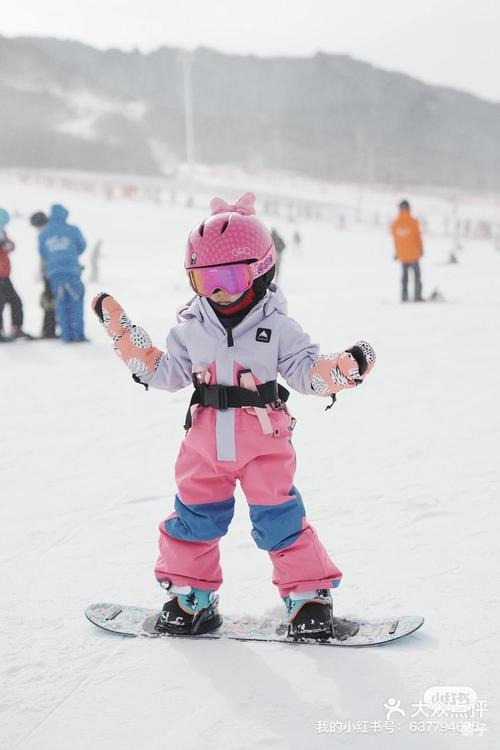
179 50 195 176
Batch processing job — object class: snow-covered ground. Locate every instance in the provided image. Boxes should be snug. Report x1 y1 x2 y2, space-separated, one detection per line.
1 179 499 749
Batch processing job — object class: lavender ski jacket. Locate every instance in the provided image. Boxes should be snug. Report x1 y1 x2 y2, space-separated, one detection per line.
142 284 321 461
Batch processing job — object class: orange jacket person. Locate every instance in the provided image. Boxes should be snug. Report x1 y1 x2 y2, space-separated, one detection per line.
391 200 424 302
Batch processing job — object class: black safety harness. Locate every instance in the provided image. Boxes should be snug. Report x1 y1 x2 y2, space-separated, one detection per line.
183 370 290 430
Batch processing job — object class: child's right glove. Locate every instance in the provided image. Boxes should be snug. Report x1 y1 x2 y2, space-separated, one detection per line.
310 341 376 396
92 292 164 378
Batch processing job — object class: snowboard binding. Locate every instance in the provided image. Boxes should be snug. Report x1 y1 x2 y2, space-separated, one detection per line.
285 589 335 641
154 584 222 636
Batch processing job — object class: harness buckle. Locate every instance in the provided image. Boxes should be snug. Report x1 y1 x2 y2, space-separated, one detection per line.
217 385 229 410
200 383 229 410
271 398 285 411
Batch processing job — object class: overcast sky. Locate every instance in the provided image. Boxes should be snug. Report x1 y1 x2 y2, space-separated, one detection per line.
3 0 499 102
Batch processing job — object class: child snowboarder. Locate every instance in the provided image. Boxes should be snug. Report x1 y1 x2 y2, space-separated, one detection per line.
92 193 375 639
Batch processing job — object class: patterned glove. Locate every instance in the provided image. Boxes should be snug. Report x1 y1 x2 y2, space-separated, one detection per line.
92 292 164 378
310 341 376 396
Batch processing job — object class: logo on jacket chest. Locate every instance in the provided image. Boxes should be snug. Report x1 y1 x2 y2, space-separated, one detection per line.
46 236 71 252
256 328 272 343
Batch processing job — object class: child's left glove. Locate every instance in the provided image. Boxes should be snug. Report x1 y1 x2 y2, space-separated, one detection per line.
92 292 164 378
310 341 376 396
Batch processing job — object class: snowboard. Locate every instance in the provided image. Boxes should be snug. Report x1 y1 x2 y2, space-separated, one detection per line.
85 603 424 647
0 332 37 342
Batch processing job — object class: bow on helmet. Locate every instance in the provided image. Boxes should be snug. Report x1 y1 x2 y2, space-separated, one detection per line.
209 192 256 216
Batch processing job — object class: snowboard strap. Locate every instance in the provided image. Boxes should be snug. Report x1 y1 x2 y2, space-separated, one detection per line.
183 378 289 430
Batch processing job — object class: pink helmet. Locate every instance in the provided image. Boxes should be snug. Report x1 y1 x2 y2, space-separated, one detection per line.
185 193 275 275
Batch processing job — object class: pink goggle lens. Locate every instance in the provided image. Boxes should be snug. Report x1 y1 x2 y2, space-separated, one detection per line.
188 264 252 296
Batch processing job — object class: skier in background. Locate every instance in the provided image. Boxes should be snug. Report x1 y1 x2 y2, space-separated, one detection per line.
38 204 87 342
0 208 30 341
270 228 286 280
391 200 424 302
92 192 376 640
292 229 302 253
30 211 57 339
88 239 102 283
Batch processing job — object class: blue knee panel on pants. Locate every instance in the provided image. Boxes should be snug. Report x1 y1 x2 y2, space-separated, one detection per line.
249 486 306 552
165 495 235 542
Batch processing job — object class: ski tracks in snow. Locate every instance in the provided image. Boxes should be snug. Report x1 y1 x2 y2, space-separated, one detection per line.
11 639 126 750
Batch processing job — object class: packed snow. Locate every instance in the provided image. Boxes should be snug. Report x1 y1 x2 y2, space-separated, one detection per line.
1 175 498 749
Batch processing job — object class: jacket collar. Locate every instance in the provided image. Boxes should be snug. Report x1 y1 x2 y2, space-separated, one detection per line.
179 284 287 332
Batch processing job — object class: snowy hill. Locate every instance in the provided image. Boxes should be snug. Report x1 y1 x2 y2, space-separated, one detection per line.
3 35 500 188
1 177 499 748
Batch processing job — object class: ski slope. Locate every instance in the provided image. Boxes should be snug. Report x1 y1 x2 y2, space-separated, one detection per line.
1 179 499 749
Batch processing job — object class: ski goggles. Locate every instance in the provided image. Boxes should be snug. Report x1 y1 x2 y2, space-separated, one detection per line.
187 246 275 297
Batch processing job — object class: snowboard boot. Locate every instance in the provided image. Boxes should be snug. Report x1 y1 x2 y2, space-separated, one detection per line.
11 326 34 340
155 583 222 636
284 589 334 640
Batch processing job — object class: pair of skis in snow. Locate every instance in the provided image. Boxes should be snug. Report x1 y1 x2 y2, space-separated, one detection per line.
85 603 424 647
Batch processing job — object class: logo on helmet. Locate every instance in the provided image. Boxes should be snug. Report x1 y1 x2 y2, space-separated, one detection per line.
257 254 273 276
191 252 197 265
232 247 251 257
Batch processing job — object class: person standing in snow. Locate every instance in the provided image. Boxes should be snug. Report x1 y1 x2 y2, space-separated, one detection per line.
30 211 57 339
391 200 424 302
88 239 102 283
92 193 375 640
0 208 30 341
38 204 87 342
292 229 302 253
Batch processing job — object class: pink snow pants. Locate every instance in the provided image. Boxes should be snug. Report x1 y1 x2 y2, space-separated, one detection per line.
155 408 342 597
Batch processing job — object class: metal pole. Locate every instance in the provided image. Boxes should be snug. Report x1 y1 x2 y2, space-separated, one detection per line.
180 51 195 175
